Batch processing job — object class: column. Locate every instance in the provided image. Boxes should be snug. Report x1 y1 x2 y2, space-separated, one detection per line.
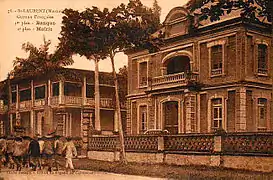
16 84 19 110
160 67 167 76
197 93 201 133
30 110 34 136
82 76 87 105
236 87 247 131
114 110 118 132
48 79 51 106
59 80 64 104
30 80 34 135
10 115 13 134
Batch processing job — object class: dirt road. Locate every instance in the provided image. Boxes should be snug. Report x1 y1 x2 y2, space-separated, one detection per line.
1 170 165 180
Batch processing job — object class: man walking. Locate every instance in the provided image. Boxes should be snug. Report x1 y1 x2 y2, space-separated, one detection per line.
28 136 40 171
0 136 6 171
62 137 77 173
13 137 24 171
43 136 54 172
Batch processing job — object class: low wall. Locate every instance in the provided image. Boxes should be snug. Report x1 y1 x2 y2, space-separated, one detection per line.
87 151 273 172
87 132 273 172
222 155 273 172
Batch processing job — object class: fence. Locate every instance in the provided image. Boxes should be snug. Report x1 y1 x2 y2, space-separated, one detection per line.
88 132 273 155
87 132 273 172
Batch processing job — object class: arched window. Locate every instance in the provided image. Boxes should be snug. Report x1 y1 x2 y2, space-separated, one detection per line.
165 56 190 75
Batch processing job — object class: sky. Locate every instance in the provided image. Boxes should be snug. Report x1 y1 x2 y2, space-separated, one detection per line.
0 0 188 81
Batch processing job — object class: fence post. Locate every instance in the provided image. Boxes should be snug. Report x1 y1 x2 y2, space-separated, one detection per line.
214 134 222 152
158 136 164 151
212 129 226 166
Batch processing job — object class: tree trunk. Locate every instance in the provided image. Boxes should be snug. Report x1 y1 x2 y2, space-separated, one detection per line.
7 74 11 135
110 53 127 164
94 58 101 132
269 0 273 128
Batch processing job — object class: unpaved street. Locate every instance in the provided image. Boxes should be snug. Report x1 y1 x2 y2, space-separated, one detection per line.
1 170 165 180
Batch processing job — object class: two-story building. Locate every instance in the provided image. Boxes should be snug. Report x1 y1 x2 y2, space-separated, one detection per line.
126 5 272 135
0 68 127 144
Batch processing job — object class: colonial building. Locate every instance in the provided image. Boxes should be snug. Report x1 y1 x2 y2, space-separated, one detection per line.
0 68 127 143
126 5 272 134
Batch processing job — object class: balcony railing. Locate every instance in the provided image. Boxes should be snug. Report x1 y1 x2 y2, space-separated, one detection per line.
151 72 198 90
33 99 46 107
19 100 32 110
86 98 115 109
100 98 114 108
86 98 95 106
50 96 59 106
64 96 83 105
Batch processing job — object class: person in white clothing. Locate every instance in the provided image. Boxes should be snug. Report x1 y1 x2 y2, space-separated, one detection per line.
62 137 77 172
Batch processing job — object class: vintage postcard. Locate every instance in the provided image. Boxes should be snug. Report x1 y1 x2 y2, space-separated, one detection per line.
0 0 272 179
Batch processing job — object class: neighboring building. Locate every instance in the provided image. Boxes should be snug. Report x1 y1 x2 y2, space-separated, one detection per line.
126 5 272 134
0 68 127 143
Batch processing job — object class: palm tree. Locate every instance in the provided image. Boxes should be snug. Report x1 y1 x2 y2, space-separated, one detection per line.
11 36 74 79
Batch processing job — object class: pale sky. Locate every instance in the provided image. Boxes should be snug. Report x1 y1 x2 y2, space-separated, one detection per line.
0 0 188 81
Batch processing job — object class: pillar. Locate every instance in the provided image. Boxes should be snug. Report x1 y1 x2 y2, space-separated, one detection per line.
48 79 51 106
30 80 34 135
114 110 118 132
16 84 19 110
59 80 64 104
30 110 34 136
236 87 247 131
82 76 87 105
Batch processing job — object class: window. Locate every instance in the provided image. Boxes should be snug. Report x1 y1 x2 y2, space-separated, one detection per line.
211 98 223 129
211 45 223 75
257 44 268 74
19 89 31 102
138 61 148 87
35 85 45 99
139 105 147 133
52 82 59 96
86 85 94 98
11 92 17 103
258 98 267 128
11 85 17 103
64 82 82 96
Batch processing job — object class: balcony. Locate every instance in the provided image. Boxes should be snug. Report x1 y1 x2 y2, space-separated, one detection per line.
33 99 46 108
19 100 32 111
151 72 198 91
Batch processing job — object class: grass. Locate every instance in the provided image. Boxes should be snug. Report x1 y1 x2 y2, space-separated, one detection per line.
72 158 273 180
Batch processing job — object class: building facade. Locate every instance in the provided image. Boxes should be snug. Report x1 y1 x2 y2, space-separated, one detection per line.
126 6 273 135
0 68 127 143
